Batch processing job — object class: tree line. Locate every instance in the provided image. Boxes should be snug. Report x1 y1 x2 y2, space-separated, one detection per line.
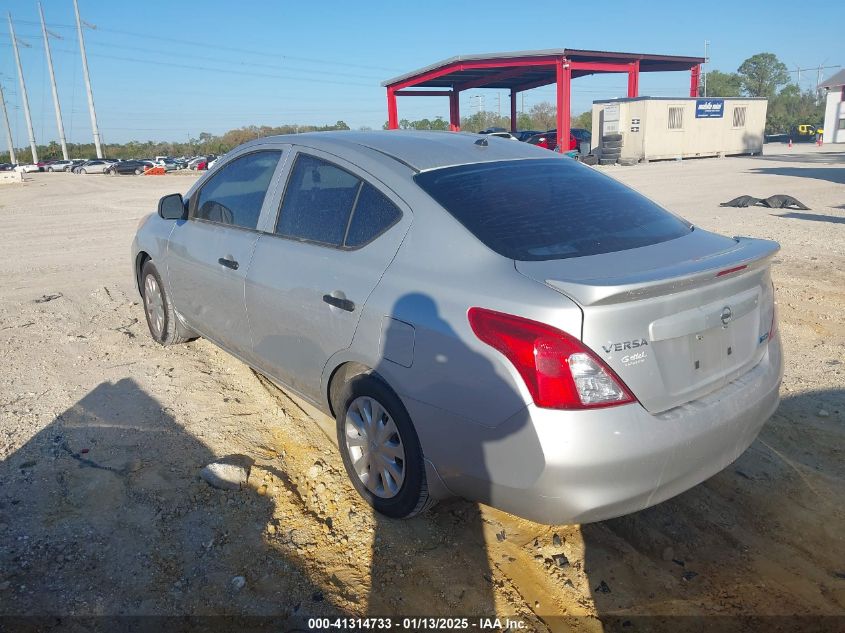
0 121 351 165
700 52 824 134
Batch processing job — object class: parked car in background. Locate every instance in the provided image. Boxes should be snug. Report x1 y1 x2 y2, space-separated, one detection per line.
188 156 208 170
14 163 41 173
46 160 73 172
132 131 782 524
105 159 154 175
64 159 85 172
526 129 585 152
513 130 541 141
0 163 14 171
153 158 179 172
74 160 110 174
484 132 519 141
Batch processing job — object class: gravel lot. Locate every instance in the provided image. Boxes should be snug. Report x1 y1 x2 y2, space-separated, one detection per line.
1 148 843 631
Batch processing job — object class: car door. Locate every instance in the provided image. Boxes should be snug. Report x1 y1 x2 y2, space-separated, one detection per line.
166 148 286 358
245 149 410 402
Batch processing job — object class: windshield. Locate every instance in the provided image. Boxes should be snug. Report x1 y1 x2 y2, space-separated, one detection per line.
414 158 692 261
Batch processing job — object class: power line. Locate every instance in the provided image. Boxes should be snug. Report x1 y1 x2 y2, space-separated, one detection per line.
12 19 403 74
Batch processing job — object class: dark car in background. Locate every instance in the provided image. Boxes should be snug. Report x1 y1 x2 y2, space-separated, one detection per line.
527 128 592 152
106 160 154 175
513 130 541 141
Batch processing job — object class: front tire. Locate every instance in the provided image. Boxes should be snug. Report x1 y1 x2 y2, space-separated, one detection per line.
336 374 433 519
81 168 87 174
134 168 142 175
140 260 193 346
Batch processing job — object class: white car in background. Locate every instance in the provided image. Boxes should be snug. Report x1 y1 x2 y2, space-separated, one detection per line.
74 160 110 174
14 163 41 173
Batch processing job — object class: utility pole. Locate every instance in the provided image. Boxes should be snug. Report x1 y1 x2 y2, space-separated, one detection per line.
703 40 709 97
0 80 16 164
73 0 103 158
39 2 68 160
7 14 38 164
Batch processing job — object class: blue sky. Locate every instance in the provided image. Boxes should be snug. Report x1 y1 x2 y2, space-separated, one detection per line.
0 0 842 146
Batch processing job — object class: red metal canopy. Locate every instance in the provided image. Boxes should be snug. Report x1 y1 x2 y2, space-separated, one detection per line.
382 49 705 147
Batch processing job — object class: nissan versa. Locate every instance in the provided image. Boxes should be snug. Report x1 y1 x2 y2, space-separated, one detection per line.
131 131 782 524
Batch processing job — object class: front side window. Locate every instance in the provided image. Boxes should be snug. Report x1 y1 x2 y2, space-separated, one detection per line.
194 150 281 229
414 158 691 261
276 154 402 248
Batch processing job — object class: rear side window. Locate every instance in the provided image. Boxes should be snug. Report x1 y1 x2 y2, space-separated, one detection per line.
414 158 691 261
276 154 402 248
345 183 402 247
195 150 281 229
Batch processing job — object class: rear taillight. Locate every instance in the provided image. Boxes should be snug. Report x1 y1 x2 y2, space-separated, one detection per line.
467 308 636 410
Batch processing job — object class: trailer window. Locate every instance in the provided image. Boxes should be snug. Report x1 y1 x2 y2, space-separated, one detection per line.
414 158 692 261
668 107 684 130
732 107 747 128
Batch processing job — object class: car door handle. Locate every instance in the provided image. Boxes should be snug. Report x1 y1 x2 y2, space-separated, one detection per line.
218 257 239 270
322 294 355 312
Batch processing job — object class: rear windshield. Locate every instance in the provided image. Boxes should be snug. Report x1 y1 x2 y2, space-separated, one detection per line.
414 158 692 261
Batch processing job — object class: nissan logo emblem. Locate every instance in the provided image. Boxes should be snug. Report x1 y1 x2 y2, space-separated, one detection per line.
720 306 733 325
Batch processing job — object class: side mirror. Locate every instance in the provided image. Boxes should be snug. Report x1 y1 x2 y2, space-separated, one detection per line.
158 193 186 220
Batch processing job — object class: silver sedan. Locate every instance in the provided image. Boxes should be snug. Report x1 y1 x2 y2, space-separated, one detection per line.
131 131 782 524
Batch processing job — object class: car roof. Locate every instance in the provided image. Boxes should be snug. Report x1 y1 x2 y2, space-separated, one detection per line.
237 130 553 172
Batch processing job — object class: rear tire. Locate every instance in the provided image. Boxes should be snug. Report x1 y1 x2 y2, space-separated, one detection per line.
134 168 142 175
602 140 623 149
336 374 434 519
602 133 623 142
81 168 87 175
599 158 618 165
140 260 193 346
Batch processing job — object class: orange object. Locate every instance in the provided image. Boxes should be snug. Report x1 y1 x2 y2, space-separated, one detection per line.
143 166 166 176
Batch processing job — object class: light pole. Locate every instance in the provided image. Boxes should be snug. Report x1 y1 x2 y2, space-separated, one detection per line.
7 13 38 163
73 0 103 158
39 2 69 160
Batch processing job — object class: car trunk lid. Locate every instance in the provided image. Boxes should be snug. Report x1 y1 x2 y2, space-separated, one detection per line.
516 231 779 413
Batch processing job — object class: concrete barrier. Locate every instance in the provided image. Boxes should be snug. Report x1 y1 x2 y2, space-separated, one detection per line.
0 171 24 185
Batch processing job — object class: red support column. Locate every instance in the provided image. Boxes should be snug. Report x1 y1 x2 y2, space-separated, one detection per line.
689 64 701 98
556 59 571 152
627 60 640 97
449 91 460 132
510 90 517 132
387 87 398 129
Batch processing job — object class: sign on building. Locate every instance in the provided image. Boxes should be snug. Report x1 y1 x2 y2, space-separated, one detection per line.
695 99 724 118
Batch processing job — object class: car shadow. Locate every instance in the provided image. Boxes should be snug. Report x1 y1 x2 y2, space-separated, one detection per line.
0 378 346 630
746 166 845 185
582 387 845 632
771 212 845 225
365 293 540 620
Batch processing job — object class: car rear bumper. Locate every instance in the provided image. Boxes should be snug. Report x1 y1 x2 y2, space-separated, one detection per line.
421 336 782 525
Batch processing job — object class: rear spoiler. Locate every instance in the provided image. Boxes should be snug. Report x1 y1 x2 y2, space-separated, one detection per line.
542 237 780 306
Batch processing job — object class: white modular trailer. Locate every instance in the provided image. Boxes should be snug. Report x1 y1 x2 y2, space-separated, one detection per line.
591 97 768 162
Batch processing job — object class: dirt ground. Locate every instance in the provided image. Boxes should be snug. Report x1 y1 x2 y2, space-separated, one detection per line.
1 147 843 632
